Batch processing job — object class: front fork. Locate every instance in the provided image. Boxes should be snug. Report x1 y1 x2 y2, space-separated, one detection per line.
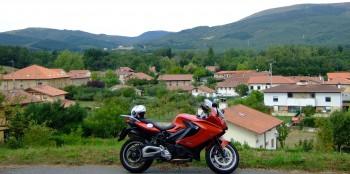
207 137 230 158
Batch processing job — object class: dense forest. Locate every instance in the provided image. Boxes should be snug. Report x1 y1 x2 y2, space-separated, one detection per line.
0 45 350 76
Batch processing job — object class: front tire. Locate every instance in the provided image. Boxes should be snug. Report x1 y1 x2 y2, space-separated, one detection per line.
206 143 239 174
120 139 153 173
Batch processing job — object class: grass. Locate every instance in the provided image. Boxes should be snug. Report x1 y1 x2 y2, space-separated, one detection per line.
275 116 293 124
285 128 316 147
0 138 350 172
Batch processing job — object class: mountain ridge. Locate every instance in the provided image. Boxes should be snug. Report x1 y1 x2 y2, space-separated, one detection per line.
1 2 350 51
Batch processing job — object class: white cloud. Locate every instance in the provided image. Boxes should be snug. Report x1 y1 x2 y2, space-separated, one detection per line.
0 0 348 36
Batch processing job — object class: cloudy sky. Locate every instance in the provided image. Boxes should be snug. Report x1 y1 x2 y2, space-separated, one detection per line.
0 0 348 36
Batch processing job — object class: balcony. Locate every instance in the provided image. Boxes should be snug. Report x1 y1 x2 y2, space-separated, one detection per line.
286 98 316 106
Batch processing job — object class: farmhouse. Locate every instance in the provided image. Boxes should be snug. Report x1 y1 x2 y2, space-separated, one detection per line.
0 65 70 90
191 86 216 98
216 77 248 97
68 70 91 86
263 84 343 115
223 104 283 150
158 74 193 90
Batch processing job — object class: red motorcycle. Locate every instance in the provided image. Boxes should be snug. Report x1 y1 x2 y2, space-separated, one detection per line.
118 100 239 174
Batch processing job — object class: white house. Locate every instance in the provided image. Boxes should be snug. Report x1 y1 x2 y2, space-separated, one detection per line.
263 84 343 115
223 104 283 150
248 75 296 92
191 86 216 98
216 77 248 97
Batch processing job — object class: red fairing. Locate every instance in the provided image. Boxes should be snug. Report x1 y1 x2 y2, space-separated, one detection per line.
170 113 225 148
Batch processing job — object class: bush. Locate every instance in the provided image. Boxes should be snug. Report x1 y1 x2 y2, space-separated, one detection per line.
301 117 316 127
24 102 87 134
87 80 105 88
83 98 130 138
23 122 56 147
302 106 316 117
6 136 23 149
295 139 314 152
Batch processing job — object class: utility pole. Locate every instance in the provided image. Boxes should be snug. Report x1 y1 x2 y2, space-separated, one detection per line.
269 63 273 88
11 60 15 90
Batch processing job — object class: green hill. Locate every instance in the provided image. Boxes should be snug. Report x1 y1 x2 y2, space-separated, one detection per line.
1 2 350 51
146 2 350 51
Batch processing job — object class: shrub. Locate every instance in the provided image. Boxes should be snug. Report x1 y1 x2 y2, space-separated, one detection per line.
23 122 56 147
302 106 316 117
295 139 314 152
301 117 316 127
83 98 130 138
87 80 105 88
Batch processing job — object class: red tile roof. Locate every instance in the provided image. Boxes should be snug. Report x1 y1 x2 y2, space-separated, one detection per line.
224 104 283 134
117 67 134 75
327 72 350 80
27 85 68 97
324 78 350 85
263 84 342 93
194 86 215 93
216 77 249 88
288 76 324 84
158 74 193 81
68 70 91 79
206 66 219 72
2 90 41 105
131 72 153 81
3 65 69 80
167 85 194 91
216 70 256 75
248 75 295 84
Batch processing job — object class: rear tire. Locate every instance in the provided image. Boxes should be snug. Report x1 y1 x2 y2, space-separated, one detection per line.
120 138 153 173
205 143 239 174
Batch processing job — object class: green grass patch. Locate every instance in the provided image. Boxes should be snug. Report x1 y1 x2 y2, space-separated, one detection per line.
0 138 349 172
275 116 292 124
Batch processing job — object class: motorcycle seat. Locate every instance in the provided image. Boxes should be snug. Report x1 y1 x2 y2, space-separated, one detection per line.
141 119 175 131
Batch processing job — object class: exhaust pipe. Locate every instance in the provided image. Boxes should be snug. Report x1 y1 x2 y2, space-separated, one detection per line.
142 145 171 160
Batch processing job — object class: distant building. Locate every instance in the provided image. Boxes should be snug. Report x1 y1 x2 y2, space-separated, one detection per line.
2 89 42 106
0 65 70 90
214 70 268 80
216 77 249 97
26 85 68 102
288 76 324 85
158 74 193 90
192 86 216 98
116 67 134 84
68 70 91 86
263 84 343 115
248 75 296 91
206 66 219 73
223 104 283 150
129 72 153 81
327 72 350 81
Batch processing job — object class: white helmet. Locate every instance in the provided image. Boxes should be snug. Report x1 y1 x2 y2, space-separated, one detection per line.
131 105 146 119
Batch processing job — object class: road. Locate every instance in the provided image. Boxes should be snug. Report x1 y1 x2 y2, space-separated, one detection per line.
0 165 329 174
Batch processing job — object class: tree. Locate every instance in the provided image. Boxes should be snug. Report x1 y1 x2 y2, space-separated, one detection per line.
234 84 249 97
102 70 119 88
231 91 269 113
315 118 334 152
302 105 316 117
329 111 350 151
277 123 289 149
83 97 129 138
54 50 84 71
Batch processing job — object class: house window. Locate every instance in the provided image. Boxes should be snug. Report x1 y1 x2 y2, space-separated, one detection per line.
311 93 315 98
250 86 253 90
257 86 261 90
37 82 42 85
287 93 293 98
271 139 275 148
273 96 278 102
325 97 331 102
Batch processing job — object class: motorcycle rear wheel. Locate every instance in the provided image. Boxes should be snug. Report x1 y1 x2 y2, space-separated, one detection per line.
205 143 239 174
120 138 153 173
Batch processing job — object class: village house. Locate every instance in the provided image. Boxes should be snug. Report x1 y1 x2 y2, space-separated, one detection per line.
327 72 350 81
191 86 216 98
223 104 283 150
205 66 219 73
116 67 134 84
214 70 269 80
2 89 42 106
158 74 193 90
68 70 91 86
263 84 343 115
0 65 70 90
248 75 296 92
216 77 249 97
129 72 153 81
288 76 324 85
25 85 74 107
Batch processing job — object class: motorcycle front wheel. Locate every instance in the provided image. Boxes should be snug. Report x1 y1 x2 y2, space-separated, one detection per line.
120 138 153 173
205 143 239 174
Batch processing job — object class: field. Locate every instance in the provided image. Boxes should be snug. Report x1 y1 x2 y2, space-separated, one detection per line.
0 138 349 172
